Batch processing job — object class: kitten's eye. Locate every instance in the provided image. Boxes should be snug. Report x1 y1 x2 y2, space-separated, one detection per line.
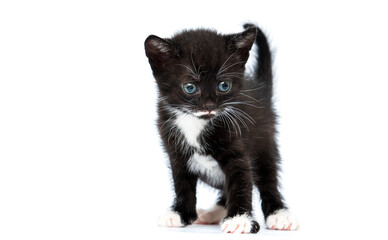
183 83 198 94
217 81 232 92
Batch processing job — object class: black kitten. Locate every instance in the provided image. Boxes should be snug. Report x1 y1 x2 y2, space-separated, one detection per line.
145 24 298 234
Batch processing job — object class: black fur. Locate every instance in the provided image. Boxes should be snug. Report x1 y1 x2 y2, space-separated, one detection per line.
145 24 286 233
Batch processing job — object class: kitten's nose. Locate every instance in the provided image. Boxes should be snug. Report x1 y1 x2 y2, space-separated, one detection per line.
203 103 216 112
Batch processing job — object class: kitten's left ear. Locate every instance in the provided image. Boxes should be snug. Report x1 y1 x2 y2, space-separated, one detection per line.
144 35 179 68
226 27 257 61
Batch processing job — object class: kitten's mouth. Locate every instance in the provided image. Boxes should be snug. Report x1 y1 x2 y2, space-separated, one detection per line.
193 110 217 119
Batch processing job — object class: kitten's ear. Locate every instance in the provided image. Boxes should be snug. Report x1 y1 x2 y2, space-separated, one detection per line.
144 35 179 65
226 27 257 61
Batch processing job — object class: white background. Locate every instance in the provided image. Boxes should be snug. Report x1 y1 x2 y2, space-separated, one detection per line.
1 0 387 239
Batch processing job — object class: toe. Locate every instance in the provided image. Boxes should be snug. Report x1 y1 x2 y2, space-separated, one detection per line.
157 211 184 227
266 209 299 231
221 214 253 234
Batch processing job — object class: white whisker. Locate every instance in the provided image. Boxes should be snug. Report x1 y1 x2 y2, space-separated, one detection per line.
238 92 264 104
227 108 248 129
220 101 264 109
240 84 266 92
190 49 198 75
175 64 197 76
217 50 239 78
223 109 241 137
217 61 247 77
227 106 256 125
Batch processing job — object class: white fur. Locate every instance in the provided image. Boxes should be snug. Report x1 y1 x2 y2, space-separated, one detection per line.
221 214 253 234
174 111 208 149
196 205 227 224
187 152 225 186
266 209 299 230
149 39 170 53
192 110 217 117
157 210 184 227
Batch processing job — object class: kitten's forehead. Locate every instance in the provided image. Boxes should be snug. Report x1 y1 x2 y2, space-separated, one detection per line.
171 30 230 69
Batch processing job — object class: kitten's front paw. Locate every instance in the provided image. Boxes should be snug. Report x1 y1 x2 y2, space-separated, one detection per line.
157 211 184 227
266 209 299 230
221 214 260 234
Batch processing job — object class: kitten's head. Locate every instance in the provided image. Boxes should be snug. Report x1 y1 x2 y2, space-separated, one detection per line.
145 27 256 119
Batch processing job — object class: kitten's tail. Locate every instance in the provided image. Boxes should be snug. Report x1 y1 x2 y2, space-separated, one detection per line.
243 23 273 100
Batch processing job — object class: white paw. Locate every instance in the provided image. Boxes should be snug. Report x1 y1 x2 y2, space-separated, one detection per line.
157 211 184 227
195 205 227 224
221 214 252 234
266 209 299 230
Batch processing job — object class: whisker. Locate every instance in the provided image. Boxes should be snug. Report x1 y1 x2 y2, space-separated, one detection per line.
190 49 198 75
218 112 232 140
217 73 245 81
180 97 196 106
238 93 264 104
217 72 245 79
157 96 168 102
197 64 206 76
219 96 239 105
217 50 239 77
160 113 176 132
160 82 173 88
240 86 265 92
240 83 266 92
180 73 200 81
175 64 198 79
220 101 264 109
224 109 241 137
227 108 248 129
217 61 247 77
227 106 256 125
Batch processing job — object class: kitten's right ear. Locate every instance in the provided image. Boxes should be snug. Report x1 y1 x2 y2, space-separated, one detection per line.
144 35 179 64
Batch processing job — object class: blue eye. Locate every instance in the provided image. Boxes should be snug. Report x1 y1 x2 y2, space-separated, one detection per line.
183 83 198 94
217 81 232 92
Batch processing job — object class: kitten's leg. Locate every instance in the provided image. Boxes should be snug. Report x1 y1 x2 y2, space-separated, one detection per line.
218 157 260 234
158 164 198 227
254 151 299 230
172 169 198 225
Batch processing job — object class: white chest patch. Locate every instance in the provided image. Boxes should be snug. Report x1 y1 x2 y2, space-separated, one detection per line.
187 152 225 186
174 111 208 149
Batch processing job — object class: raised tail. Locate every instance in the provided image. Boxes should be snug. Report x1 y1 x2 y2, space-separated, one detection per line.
243 23 273 100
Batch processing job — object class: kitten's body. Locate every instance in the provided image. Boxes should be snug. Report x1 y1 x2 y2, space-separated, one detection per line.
145 24 298 233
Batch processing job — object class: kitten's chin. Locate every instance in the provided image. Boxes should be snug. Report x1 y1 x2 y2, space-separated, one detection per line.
193 111 217 119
